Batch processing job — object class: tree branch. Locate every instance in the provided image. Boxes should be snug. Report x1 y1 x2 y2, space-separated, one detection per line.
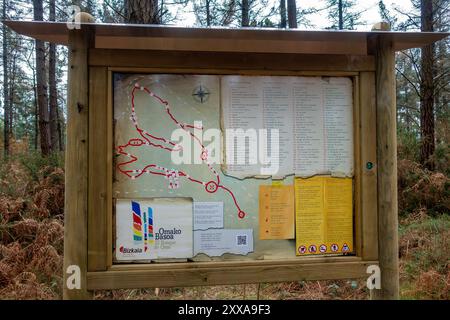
396 66 421 98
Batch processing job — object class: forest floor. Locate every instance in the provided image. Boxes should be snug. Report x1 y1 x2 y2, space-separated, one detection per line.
0 154 448 300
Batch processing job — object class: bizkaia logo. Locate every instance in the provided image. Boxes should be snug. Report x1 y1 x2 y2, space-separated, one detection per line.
132 201 154 252
119 246 142 254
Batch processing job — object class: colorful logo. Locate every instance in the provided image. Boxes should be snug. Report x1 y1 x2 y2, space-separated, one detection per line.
132 201 143 242
132 201 154 252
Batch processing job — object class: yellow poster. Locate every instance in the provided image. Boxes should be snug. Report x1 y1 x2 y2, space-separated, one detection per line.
259 185 295 240
295 176 353 255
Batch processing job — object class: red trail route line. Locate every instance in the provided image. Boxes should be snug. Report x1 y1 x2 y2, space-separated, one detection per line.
116 83 246 219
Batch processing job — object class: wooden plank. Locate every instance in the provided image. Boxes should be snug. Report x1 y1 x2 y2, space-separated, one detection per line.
87 67 108 271
374 36 399 299
108 67 359 77
94 36 367 55
110 256 363 271
359 72 378 261
5 20 448 51
88 260 376 290
90 49 375 72
353 75 362 257
92 24 367 42
106 70 113 268
63 26 92 299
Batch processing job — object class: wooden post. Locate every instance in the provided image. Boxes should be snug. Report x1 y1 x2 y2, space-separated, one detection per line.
373 34 399 299
63 15 93 300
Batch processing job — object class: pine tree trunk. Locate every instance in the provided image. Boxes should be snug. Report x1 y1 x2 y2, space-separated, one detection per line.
9 53 16 142
338 0 343 30
3 0 10 157
206 0 211 26
287 0 297 28
419 0 435 170
56 97 64 151
33 69 38 151
33 0 51 155
280 0 287 28
49 0 59 152
124 0 160 24
242 0 249 27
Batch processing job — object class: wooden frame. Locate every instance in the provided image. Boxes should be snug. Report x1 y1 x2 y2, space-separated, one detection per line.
85 50 379 290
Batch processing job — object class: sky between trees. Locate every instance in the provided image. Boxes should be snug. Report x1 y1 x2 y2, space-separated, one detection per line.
12 0 415 30
172 0 415 29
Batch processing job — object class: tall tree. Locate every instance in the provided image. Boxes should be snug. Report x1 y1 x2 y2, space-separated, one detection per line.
124 0 160 24
242 0 249 26
279 0 286 28
419 0 435 169
380 0 449 169
206 0 211 26
326 0 361 30
9 44 16 141
32 57 38 150
33 0 51 155
2 0 10 157
49 0 59 152
287 0 297 28
193 0 237 27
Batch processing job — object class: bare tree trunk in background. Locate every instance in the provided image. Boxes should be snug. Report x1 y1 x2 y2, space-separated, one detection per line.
49 0 59 152
3 0 10 157
280 0 287 28
160 0 165 24
9 52 16 141
33 0 51 155
419 0 435 170
205 0 211 26
56 96 64 151
241 0 249 26
222 0 237 25
33 67 38 151
124 0 160 24
287 0 297 28
338 0 343 29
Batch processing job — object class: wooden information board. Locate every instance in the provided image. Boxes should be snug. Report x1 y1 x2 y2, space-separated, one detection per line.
4 18 447 300
89 66 377 290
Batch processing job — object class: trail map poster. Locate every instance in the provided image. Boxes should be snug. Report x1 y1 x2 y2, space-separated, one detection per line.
113 73 354 262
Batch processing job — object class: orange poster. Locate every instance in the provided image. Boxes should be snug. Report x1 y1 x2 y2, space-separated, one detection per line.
259 185 295 240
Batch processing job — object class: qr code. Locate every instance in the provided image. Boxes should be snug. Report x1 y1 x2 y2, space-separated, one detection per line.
236 235 247 246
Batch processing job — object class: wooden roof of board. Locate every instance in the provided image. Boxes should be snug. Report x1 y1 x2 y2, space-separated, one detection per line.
3 20 449 55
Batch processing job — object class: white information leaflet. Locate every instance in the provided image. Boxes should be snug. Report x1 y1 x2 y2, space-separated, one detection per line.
193 202 224 230
194 229 254 257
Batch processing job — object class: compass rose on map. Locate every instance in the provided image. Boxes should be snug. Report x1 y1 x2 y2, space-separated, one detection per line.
192 85 210 103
